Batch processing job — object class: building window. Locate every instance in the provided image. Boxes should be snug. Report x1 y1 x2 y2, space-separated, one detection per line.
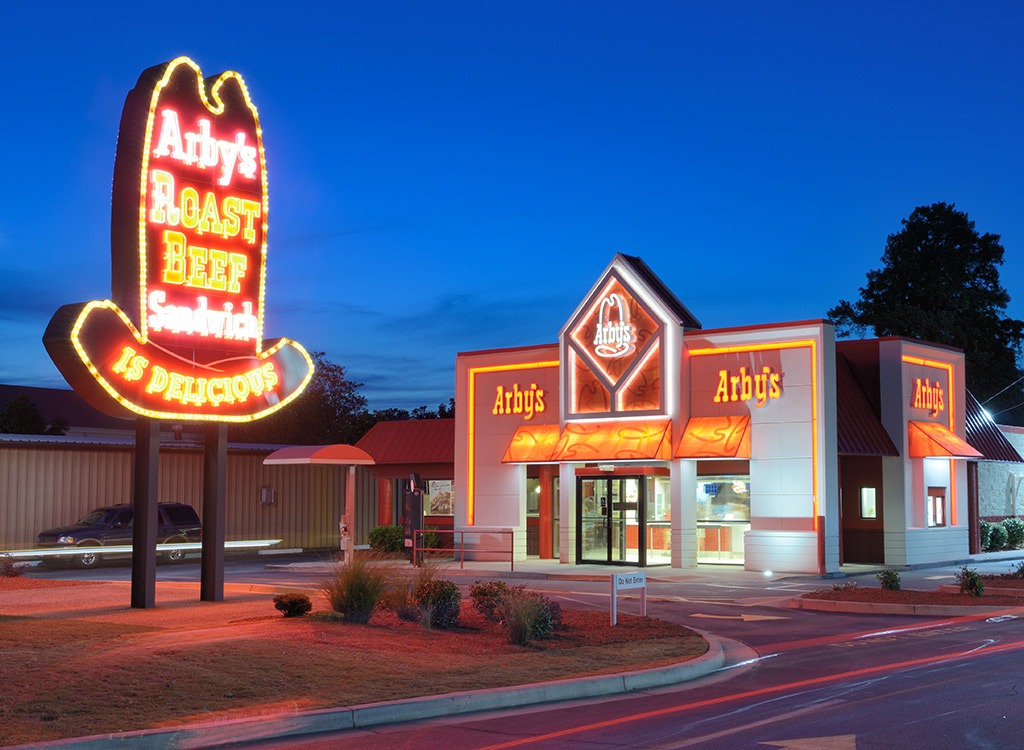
926 487 946 527
860 487 877 519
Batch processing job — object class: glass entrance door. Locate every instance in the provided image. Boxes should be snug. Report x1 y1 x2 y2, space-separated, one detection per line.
578 477 642 565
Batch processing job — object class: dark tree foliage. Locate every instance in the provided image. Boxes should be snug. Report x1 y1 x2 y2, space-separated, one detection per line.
229 353 455 445
230 352 371 445
0 396 69 435
412 398 455 420
829 202 1024 424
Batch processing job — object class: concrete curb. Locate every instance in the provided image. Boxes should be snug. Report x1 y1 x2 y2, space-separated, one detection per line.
784 596 1024 617
21 638 725 749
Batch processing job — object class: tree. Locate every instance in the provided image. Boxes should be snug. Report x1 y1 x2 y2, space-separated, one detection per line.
829 202 1024 423
412 398 455 420
0 396 47 434
0 395 68 435
230 352 371 445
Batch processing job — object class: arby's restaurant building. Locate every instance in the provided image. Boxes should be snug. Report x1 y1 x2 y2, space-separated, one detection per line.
454 254 1019 575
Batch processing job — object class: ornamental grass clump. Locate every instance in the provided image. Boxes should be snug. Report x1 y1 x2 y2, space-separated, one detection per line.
319 553 396 623
495 590 563 646
385 558 450 623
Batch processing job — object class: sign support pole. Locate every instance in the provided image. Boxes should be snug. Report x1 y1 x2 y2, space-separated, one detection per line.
131 418 159 608
201 423 227 602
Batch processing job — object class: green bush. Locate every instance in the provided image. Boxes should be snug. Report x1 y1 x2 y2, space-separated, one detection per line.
979 520 992 551
415 577 461 630
1003 517 1024 549
319 554 396 623
497 594 548 646
386 558 449 623
956 566 985 597
368 525 405 554
469 579 517 623
876 569 901 591
495 590 563 645
273 592 312 617
987 524 1009 552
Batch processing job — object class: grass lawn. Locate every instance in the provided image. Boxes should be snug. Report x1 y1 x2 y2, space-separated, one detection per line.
0 577 708 745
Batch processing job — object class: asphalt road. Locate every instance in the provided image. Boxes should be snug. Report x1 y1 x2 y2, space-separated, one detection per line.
28 554 1024 748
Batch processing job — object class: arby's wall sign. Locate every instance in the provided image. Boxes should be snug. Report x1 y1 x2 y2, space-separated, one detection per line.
45 57 313 422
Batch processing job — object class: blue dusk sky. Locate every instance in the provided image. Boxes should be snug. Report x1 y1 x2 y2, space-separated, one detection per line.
1 2 1022 411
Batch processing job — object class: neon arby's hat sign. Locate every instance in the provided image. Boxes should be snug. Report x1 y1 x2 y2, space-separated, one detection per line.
592 293 636 358
44 57 313 422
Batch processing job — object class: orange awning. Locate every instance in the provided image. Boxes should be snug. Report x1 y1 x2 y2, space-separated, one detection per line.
263 444 376 465
502 424 561 463
675 415 751 458
552 419 672 462
908 421 983 459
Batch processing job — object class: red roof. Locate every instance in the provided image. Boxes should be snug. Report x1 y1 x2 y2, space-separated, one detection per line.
835 354 899 456
965 391 1024 462
356 419 454 465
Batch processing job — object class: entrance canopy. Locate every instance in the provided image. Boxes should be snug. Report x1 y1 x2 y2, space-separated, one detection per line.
908 421 983 459
675 416 751 459
263 444 375 465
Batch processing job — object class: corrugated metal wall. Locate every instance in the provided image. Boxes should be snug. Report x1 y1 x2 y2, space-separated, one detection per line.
0 442 379 552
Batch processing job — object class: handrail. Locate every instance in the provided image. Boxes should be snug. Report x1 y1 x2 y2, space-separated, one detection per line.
412 528 515 572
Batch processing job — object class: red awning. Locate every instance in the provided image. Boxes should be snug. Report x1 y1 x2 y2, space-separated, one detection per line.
263 444 375 465
908 421 983 459
502 424 561 463
552 419 672 462
675 415 751 458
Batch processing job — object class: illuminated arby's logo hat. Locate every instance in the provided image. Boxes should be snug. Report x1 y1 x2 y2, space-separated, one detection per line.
44 57 313 422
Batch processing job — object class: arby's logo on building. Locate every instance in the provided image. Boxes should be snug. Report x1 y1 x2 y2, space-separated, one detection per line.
492 383 546 420
911 377 945 417
592 293 636 358
714 366 783 408
44 57 313 422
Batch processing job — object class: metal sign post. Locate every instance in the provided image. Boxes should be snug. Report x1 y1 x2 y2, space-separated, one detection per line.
610 571 647 625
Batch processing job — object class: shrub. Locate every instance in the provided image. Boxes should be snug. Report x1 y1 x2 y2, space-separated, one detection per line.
386 558 449 623
414 577 461 630
1003 517 1024 549
1010 561 1024 579
956 566 985 597
368 525 405 554
495 590 563 645
0 554 28 577
987 524 1009 552
831 580 859 592
497 594 548 646
273 592 312 618
876 569 901 591
979 520 992 552
469 579 518 623
319 554 396 623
